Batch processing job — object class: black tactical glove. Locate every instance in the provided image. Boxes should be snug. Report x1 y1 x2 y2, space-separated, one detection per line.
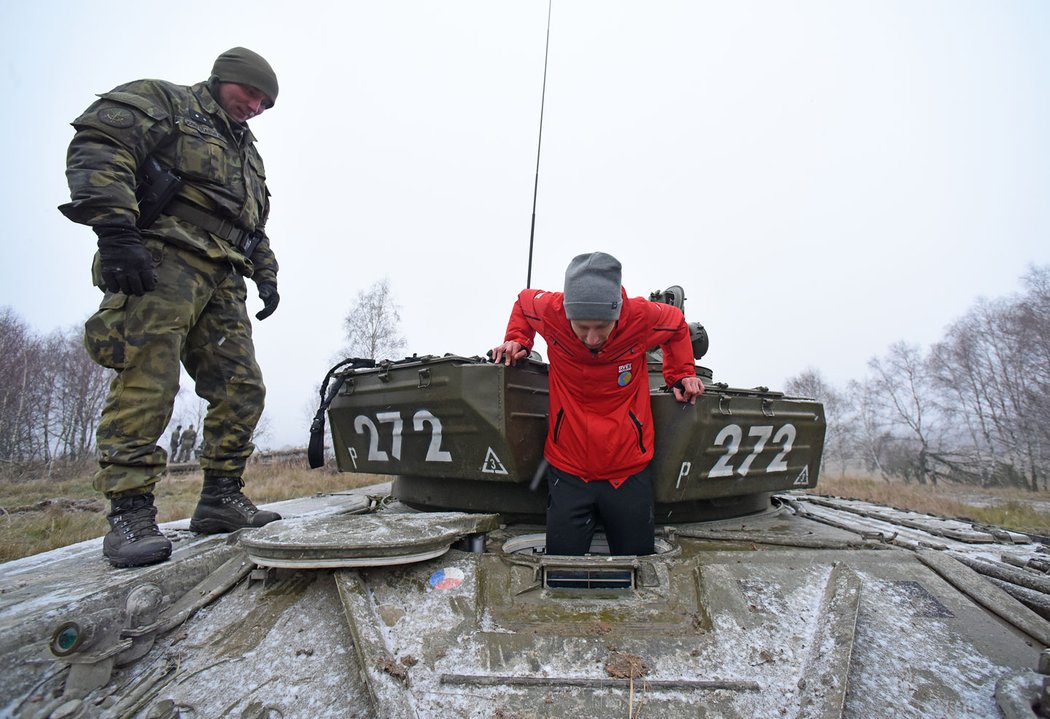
255 282 279 320
93 226 158 296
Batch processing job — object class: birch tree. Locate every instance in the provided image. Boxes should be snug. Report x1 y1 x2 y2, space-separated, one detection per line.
340 278 407 361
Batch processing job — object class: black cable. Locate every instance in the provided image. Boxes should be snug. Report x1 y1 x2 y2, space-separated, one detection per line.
526 0 552 289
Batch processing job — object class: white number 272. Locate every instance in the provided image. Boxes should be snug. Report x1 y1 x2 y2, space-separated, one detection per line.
708 423 796 478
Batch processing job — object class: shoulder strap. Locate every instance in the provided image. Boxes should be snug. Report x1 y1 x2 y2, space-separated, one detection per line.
308 358 377 469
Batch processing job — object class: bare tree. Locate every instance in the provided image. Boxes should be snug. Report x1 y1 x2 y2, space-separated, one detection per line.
340 278 406 361
928 299 1028 487
35 330 65 463
846 377 894 482
928 268 1049 490
53 326 110 462
1018 265 1050 487
0 312 110 468
867 342 940 485
784 368 852 477
928 306 1002 485
252 412 273 449
0 308 36 463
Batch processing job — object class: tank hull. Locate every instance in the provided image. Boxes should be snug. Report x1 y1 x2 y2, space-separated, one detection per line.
5 359 1047 717
3 487 1049 718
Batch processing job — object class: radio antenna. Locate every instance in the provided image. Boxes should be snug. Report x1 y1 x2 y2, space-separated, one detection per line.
526 0 552 289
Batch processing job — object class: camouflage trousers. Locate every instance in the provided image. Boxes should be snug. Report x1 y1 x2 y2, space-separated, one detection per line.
84 239 265 497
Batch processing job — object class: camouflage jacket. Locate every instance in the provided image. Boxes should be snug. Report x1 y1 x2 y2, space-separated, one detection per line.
59 79 277 285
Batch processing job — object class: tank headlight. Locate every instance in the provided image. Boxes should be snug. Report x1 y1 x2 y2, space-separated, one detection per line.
49 621 86 657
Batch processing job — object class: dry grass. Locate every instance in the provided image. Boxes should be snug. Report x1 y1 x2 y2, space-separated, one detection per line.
0 461 386 563
809 473 1050 536
5 464 1049 563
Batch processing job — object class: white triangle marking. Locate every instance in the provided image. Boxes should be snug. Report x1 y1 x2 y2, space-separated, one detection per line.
793 466 810 486
481 447 508 475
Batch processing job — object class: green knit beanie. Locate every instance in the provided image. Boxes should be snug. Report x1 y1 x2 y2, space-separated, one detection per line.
211 47 279 107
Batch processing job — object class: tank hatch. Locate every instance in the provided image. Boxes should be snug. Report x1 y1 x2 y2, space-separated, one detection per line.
240 511 500 568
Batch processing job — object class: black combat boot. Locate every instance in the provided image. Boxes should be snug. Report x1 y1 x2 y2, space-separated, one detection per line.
189 476 281 534
103 492 173 568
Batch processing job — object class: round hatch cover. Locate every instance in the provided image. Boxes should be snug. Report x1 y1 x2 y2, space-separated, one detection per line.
241 511 500 568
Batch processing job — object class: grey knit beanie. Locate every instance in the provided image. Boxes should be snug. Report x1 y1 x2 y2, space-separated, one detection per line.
211 47 279 107
563 252 622 320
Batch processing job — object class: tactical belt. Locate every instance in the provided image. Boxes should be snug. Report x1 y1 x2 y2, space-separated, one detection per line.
165 198 252 249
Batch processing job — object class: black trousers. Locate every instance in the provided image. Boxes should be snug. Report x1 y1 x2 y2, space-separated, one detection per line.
545 464 656 556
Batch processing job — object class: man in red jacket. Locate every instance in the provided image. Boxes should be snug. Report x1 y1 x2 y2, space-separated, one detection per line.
492 252 703 556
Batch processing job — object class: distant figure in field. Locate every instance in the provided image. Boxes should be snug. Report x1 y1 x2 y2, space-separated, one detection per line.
177 425 198 463
169 425 182 460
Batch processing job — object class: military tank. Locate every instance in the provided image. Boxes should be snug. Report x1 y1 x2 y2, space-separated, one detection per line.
2 288 1050 719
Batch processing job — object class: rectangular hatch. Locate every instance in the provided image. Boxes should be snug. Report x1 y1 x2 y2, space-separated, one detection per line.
540 556 639 590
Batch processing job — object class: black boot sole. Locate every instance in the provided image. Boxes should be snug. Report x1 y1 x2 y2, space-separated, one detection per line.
190 517 264 534
105 546 172 569
190 512 281 535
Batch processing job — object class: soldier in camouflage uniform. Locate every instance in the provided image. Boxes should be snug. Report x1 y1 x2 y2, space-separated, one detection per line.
177 425 198 463
60 48 283 568
169 425 182 459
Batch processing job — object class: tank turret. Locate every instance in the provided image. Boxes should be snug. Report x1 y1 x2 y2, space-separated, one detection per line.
324 286 825 524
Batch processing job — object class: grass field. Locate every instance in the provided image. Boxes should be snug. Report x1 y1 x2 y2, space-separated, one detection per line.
808 473 1050 536
2 465 1049 563
0 461 383 562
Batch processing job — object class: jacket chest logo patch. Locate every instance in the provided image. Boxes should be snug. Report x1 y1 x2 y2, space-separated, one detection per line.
617 362 633 387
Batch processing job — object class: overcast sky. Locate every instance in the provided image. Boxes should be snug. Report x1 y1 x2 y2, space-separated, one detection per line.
2 1 1048 450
